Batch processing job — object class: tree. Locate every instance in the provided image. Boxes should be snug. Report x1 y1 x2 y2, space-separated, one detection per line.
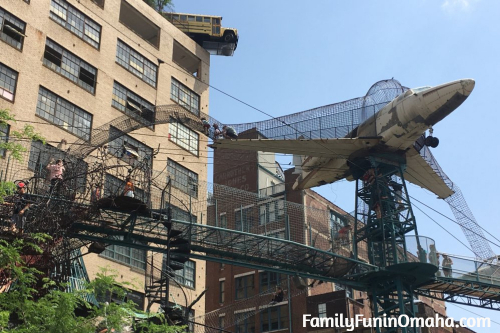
143 0 174 14
0 237 184 332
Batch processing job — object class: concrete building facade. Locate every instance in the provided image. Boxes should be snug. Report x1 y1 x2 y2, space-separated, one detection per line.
0 0 210 318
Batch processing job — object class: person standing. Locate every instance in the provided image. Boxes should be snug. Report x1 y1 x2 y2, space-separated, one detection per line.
46 159 65 193
123 177 135 198
442 254 453 278
4 182 31 234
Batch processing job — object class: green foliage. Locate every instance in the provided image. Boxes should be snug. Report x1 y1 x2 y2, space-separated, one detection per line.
143 0 174 14
0 241 180 332
0 181 16 203
0 109 45 162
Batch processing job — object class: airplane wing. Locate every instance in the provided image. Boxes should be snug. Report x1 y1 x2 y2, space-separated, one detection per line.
404 148 454 199
210 138 380 158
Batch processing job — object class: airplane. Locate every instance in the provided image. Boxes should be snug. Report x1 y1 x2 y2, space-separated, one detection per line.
210 79 475 199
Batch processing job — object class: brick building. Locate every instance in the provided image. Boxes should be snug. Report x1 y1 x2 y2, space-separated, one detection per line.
207 128 451 333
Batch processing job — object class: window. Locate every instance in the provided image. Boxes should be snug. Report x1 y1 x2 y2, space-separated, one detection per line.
169 121 199 155
0 7 26 51
0 123 9 157
235 206 253 233
104 173 146 201
219 213 227 228
166 204 197 223
108 126 153 168
219 280 225 303
318 303 326 318
235 313 255 333
116 40 157 87
92 0 104 8
43 38 97 94
330 210 346 235
119 0 159 48
0 62 18 101
171 77 200 116
36 87 92 140
261 305 288 332
174 260 195 288
259 272 281 293
28 140 88 190
167 159 198 198
50 0 101 49
259 200 284 225
235 275 254 300
173 40 201 77
219 316 225 331
112 81 155 126
101 236 146 270
335 283 353 299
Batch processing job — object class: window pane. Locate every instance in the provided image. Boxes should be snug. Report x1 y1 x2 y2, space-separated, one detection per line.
167 159 198 198
43 38 97 94
0 8 26 50
50 0 101 48
170 77 200 116
116 39 157 87
36 87 92 140
0 62 18 101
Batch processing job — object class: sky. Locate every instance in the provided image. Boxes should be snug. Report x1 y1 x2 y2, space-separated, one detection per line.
172 1 500 331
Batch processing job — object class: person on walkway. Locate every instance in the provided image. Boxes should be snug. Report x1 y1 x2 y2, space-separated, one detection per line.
212 123 222 140
4 182 31 234
222 125 238 139
269 286 284 305
442 254 453 278
46 159 65 194
123 177 135 198
201 117 211 135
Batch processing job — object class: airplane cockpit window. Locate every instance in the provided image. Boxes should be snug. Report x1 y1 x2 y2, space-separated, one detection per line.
412 86 432 93
396 89 414 102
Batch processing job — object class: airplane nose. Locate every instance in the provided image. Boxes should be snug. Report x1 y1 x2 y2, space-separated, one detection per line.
462 78 475 96
422 79 475 125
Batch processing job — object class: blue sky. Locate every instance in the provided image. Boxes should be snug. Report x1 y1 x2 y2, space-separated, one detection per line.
173 1 500 331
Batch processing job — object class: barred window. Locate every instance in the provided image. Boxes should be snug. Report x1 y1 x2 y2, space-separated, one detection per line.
259 199 285 225
36 87 92 140
104 173 146 202
101 236 146 270
169 121 199 155
174 260 195 288
235 275 254 300
43 38 97 94
0 62 18 101
167 159 198 198
108 126 153 168
318 303 326 318
50 0 101 49
0 123 9 157
235 206 253 233
261 305 288 332
116 40 157 87
168 204 197 223
235 313 255 333
0 7 26 51
171 77 200 116
259 272 281 292
112 81 154 125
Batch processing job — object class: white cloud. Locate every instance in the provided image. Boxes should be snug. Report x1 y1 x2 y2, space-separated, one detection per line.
441 0 478 13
